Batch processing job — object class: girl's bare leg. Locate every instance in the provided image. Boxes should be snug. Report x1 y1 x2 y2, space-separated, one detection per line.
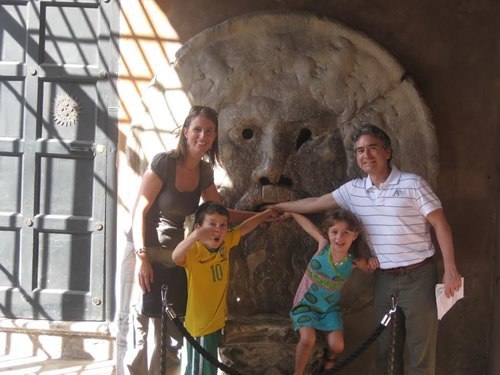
294 327 317 375
323 330 344 370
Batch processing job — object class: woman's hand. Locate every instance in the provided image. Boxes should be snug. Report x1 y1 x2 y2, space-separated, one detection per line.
136 254 154 294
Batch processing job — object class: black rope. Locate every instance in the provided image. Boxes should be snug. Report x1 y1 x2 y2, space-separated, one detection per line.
161 284 243 375
316 300 398 375
160 301 169 375
387 295 398 375
316 323 385 374
162 283 397 375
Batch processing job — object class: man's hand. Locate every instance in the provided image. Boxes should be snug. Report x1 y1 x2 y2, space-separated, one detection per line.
442 268 462 298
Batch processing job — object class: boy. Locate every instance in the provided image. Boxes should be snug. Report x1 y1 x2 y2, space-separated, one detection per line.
172 201 277 375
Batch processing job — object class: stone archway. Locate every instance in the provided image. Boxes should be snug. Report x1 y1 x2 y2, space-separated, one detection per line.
128 11 439 374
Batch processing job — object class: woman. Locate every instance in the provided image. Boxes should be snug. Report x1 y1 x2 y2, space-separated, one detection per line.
124 106 252 374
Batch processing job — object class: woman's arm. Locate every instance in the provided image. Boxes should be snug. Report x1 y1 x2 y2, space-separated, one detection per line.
132 169 163 294
201 183 264 224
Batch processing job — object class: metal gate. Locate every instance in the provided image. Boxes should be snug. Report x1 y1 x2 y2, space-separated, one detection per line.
0 0 118 321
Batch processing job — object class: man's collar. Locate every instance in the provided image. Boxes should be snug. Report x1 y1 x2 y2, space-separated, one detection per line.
384 166 401 186
365 166 401 190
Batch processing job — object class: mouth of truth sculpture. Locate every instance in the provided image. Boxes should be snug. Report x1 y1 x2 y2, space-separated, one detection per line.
128 11 439 373
172 10 438 313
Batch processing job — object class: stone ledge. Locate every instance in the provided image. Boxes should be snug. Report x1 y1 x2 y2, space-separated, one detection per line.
0 318 115 339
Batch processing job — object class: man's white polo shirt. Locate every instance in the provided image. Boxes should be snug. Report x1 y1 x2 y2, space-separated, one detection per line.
332 166 441 269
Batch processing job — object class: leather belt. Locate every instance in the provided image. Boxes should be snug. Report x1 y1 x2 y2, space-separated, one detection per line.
381 257 433 275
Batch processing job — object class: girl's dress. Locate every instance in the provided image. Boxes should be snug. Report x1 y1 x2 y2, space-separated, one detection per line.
290 245 353 331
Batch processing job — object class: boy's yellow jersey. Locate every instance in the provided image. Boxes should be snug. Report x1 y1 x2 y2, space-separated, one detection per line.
183 228 241 337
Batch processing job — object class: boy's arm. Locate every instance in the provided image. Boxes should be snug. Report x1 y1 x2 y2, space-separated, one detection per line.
172 227 211 266
237 209 278 236
287 212 325 244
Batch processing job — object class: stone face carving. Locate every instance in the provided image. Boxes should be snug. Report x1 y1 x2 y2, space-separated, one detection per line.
172 11 438 314
127 11 438 373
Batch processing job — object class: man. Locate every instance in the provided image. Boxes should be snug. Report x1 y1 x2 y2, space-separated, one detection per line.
273 123 462 374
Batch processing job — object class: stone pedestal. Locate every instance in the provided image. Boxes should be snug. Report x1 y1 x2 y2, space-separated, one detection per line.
220 314 324 375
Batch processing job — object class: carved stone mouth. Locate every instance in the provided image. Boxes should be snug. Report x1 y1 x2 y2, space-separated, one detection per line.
234 185 307 211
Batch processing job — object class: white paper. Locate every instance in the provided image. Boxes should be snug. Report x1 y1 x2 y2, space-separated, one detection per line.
436 277 464 320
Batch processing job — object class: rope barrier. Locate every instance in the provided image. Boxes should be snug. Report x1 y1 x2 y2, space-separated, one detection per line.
161 284 397 375
161 285 243 375
160 302 168 375
316 296 398 374
387 295 398 375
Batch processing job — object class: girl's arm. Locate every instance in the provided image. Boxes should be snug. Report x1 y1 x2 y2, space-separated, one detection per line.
368 256 380 271
287 212 325 244
353 258 371 273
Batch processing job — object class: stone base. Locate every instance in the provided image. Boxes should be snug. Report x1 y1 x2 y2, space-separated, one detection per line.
220 314 324 375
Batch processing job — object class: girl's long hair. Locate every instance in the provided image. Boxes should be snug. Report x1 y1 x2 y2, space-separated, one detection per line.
321 208 371 261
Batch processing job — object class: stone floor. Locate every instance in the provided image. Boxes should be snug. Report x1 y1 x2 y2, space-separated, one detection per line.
0 354 115 375
0 318 116 375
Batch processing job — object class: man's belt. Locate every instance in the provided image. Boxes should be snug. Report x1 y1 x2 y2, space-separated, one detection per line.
381 256 433 275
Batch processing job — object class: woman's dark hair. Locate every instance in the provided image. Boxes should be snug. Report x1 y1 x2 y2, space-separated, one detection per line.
321 208 371 261
173 106 220 167
194 201 229 227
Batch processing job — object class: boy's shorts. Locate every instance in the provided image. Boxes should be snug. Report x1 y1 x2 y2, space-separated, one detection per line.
182 330 221 375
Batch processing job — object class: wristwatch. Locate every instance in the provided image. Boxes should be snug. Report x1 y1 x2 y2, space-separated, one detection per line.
134 247 149 255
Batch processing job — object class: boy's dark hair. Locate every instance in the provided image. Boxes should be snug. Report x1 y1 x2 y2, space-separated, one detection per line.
194 201 229 227
321 208 371 261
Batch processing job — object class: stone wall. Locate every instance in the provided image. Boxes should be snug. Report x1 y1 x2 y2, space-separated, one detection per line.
119 1 500 374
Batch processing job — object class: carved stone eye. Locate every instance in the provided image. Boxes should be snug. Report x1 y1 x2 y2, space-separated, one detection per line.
296 128 312 150
242 128 253 140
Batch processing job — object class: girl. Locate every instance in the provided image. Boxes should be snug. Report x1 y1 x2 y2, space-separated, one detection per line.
287 209 372 374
